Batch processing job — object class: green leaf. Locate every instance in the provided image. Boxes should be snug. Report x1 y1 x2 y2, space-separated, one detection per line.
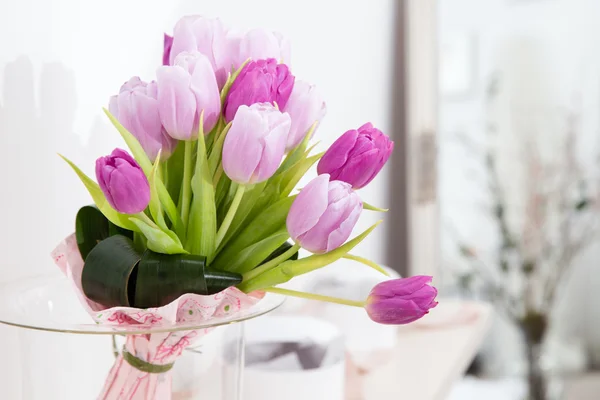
278 122 317 172
237 220 382 292
60 155 139 232
363 202 389 212
165 141 185 208
148 152 169 231
208 122 232 177
130 217 186 254
223 231 290 274
187 125 217 257
214 195 295 271
279 152 324 197
103 108 183 238
262 241 299 264
216 181 267 252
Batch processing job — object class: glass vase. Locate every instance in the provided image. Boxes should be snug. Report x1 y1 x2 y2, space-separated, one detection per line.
0 274 283 400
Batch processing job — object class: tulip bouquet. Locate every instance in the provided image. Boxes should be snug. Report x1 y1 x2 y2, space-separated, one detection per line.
54 15 437 400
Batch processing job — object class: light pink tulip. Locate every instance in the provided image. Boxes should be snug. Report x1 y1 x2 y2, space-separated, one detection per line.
287 174 362 253
108 77 176 160
235 28 291 67
222 103 291 184
168 16 234 88
156 51 220 140
283 80 326 150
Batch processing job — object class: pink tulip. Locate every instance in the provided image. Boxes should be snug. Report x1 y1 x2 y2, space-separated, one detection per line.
156 51 220 140
108 77 176 160
317 123 394 189
287 174 362 253
222 103 291 184
168 16 234 88
283 80 326 150
235 28 291 67
365 276 438 325
224 58 295 123
96 149 150 214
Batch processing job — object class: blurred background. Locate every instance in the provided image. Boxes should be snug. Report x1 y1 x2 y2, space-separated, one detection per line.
0 0 598 399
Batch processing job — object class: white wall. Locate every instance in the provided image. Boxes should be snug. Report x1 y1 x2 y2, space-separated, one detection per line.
0 1 396 397
439 0 600 374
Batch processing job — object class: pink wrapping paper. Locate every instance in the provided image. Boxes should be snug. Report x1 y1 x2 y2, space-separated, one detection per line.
52 234 261 400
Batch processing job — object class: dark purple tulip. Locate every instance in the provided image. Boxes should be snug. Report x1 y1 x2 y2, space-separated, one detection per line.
317 123 394 189
224 58 294 122
163 33 173 66
365 276 438 325
96 149 150 214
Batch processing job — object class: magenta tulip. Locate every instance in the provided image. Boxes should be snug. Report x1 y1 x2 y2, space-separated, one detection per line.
287 174 362 254
156 51 220 140
365 276 438 325
223 58 294 123
163 34 173 66
168 16 233 88
222 103 291 184
317 123 394 189
108 77 176 161
235 28 291 67
96 149 150 214
283 80 326 150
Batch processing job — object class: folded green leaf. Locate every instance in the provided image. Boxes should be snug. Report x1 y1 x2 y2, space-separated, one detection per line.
130 217 186 254
76 205 134 261
363 201 389 212
187 125 217 257
134 250 242 308
165 141 185 211
60 155 139 232
237 220 382 292
81 235 242 308
103 108 183 238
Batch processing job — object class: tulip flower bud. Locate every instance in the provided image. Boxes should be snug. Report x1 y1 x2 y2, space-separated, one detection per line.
168 16 233 88
224 58 295 123
108 77 176 161
317 123 394 189
222 103 291 184
96 149 150 214
156 51 221 140
287 174 362 254
365 276 438 325
283 80 326 151
235 28 291 67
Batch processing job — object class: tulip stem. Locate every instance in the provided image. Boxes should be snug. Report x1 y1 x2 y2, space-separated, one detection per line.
263 287 366 308
213 164 224 187
215 185 245 248
242 244 301 282
181 140 194 231
343 254 390 277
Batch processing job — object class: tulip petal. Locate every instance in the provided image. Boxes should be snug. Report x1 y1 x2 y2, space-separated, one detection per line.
188 53 221 133
373 275 433 298
366 298 429 325
222 106 264 183
251 112 291 182
317 129 359 175
326 198 362 252
287 174 330 241
156 66 197 140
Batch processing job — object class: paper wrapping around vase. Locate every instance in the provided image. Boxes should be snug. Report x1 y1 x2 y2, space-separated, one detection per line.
52 233 260 400
240 316 346 400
